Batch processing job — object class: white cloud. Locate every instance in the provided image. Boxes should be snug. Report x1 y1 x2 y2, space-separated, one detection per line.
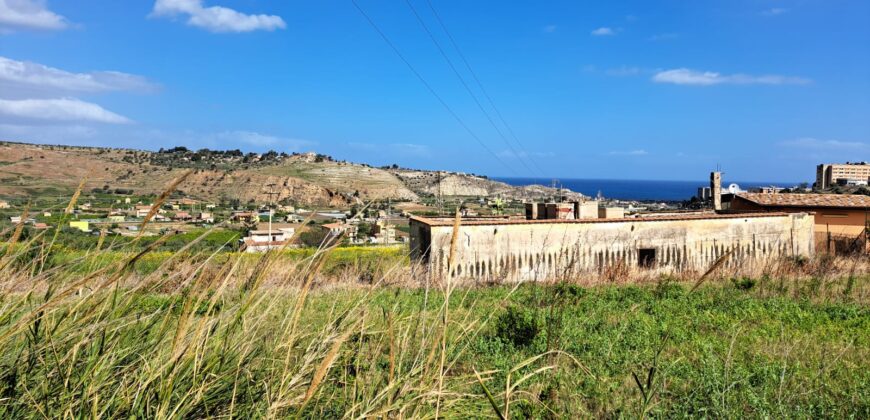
0 0 68 31
542 25 557 33
0 56 157 97
608 149 648 156
0 123 98 142
590 27 615 36
780 138 868 151
0 98 132 124
211 130 313 150
762 8 788 16
151 0 286 33
652 68 810 86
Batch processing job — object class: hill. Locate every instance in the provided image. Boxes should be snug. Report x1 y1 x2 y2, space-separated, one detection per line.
0 141 577 206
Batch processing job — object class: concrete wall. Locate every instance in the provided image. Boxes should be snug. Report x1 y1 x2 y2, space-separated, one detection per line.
410 213 814 282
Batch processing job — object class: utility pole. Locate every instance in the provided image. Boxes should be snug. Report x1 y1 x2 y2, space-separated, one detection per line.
264 183 279 249
551 179 559 203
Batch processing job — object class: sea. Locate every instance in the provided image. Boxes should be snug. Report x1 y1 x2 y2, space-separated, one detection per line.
493 177 805 202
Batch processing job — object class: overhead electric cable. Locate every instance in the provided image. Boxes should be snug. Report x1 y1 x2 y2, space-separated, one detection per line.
403 0 540 177
424 0 547 177
350 0 518 176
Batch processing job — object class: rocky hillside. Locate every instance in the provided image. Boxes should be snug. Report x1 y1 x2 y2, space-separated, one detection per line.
0 141 580 206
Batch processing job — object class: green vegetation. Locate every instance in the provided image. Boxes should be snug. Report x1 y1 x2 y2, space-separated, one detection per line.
0 186 866 417
0 214 867 418
0 272 865 418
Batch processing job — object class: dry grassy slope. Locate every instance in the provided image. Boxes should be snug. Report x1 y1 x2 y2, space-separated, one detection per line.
0 143 405 205
0 143 132 196
388 169 583 200
390 170 512 196
249 161 418 201
0 142 577 204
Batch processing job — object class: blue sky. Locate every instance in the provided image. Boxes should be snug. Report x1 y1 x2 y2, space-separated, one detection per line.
0 0 868 182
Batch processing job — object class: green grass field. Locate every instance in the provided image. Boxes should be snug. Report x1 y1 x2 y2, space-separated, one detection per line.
0 273 866 418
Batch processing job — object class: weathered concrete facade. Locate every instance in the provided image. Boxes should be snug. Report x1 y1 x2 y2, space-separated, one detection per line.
409 212 815 281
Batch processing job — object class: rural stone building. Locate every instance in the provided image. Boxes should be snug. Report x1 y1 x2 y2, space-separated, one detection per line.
729 192 869 253
409 211 815 282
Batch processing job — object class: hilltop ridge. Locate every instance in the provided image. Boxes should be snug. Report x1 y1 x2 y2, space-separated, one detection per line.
0 141 580 206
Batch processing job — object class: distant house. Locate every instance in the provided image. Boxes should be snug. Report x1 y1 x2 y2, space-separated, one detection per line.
69 221 90 232
172 211 192 221
730 193 870 253
231 211 256 222
178 198 200 206
371 221 397 244
322 222 348 237
198 212 214 223
285 214 305 223
240 225 298 253
318 212 348 220
33 223 50 230
134 205 153 218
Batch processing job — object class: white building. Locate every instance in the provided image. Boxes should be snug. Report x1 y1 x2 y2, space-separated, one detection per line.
240 226 297 253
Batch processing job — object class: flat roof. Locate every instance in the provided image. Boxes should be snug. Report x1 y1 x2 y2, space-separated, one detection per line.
410 211 797 227
736 193 870 209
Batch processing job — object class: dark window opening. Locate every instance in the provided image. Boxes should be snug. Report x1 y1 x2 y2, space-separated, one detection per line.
638 248 656 269
420 229 431 263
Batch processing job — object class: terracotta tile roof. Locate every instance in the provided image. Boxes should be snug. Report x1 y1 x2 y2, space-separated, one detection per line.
736 193 870 209
410 211 798 227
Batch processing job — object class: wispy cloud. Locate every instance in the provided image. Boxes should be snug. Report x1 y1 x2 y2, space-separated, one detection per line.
590 27 616 36
542 24 557 33
0 98 132 124
606 66 642 77
761 8 788 16
0 0 69 31
209 131 313 150
608 149 648 156
652 68 810 86
780 137 868 151
151 0 286 33
648 33 678 41
0 56 157 97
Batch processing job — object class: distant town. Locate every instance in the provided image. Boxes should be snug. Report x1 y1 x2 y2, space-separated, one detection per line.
0 142 867 265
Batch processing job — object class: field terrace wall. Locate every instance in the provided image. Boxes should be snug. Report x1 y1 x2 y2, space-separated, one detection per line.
409 212 815 282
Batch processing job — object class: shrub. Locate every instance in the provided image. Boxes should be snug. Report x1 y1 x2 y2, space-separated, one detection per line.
494 305 540 347
731 277 756 290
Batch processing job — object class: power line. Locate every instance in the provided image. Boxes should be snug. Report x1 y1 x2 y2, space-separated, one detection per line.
403 0 540 177
424 0 547 177
349 0 517 176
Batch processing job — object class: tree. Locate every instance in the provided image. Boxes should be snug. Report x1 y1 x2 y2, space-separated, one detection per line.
300 228 330 247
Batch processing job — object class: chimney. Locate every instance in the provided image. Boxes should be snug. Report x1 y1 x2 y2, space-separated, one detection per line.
525 202 538 220
711 171 722 211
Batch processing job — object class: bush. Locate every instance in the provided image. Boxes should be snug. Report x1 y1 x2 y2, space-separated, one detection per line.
731 277 756 290
494 305 540 347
